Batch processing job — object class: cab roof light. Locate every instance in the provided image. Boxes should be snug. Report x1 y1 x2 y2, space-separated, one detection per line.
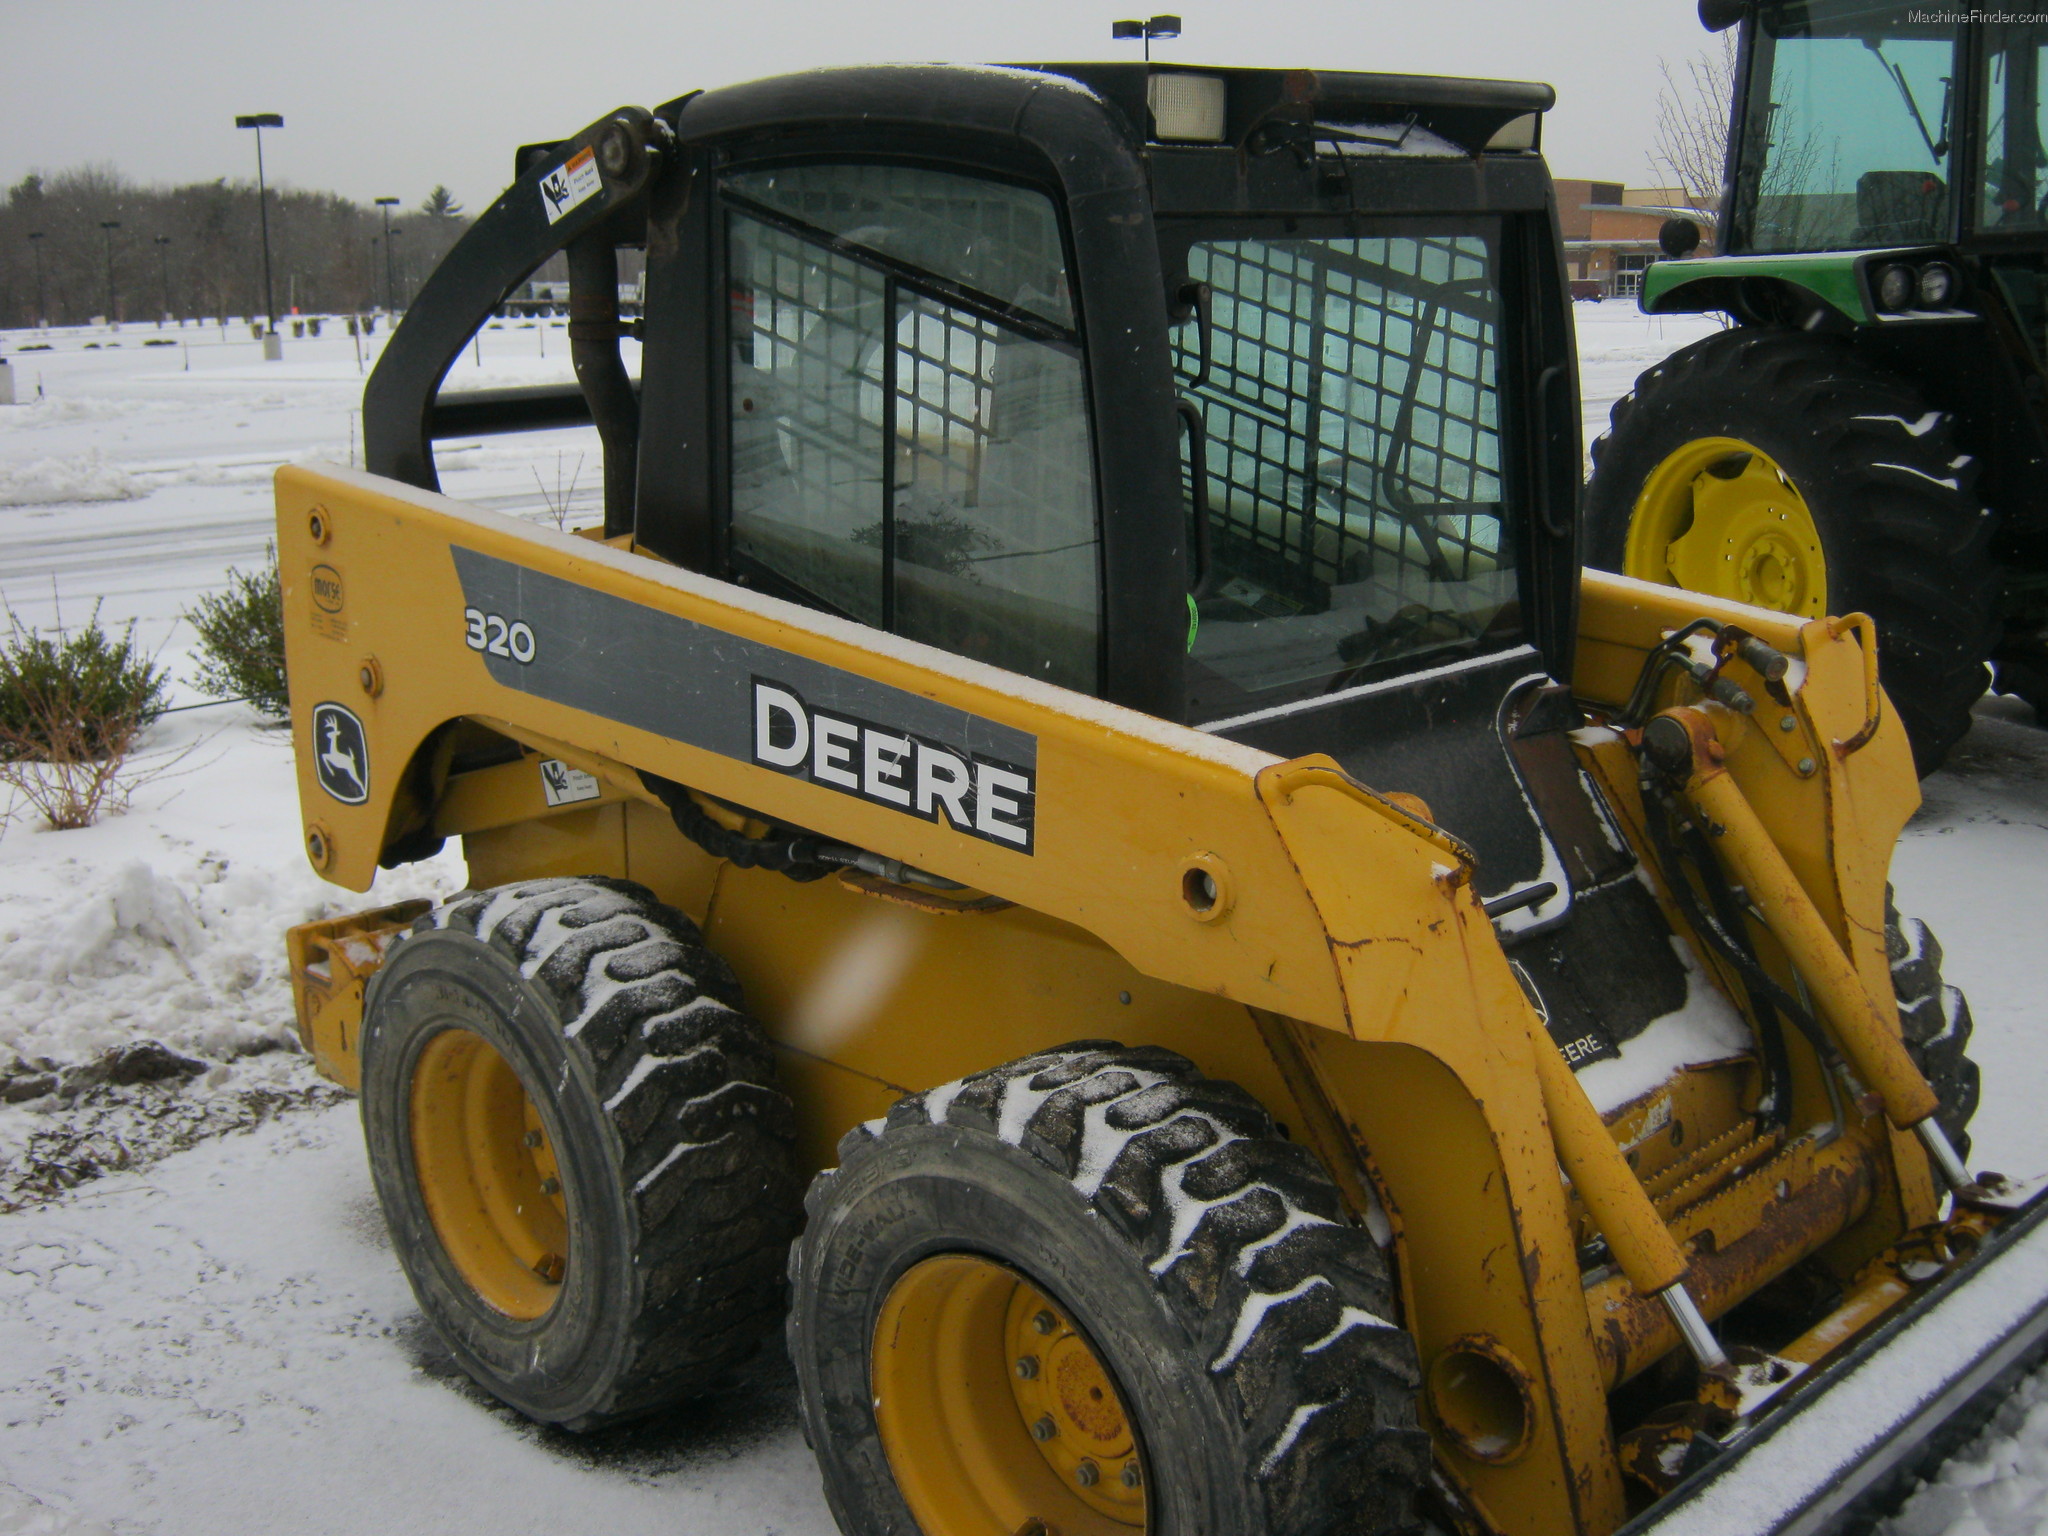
1485 112 1540 151
1150 71 1227 143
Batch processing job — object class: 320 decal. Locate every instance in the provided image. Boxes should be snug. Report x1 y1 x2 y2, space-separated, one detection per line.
463 607 537 664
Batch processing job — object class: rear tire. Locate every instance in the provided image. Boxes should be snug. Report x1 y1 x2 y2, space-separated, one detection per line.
361 875 799 1429
1886 896 1980 1158
788 1042 1427 1536
1586 328 1999 775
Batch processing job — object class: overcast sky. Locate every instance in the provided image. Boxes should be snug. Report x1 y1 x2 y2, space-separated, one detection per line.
2 0 1713 211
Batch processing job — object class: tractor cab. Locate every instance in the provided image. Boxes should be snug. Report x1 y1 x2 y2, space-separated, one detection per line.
1725 0 2048 332
1588 0 2048 768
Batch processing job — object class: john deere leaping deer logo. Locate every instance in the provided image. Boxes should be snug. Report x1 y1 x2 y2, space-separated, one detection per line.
311 702 370 805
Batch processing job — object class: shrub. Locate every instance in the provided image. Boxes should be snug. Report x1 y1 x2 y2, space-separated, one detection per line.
184 546 287 722
0 604 171 830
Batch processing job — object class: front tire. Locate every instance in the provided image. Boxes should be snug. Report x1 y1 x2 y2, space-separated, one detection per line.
788 1043 1426 1536
1585 328 2000 774
361 876 799 1429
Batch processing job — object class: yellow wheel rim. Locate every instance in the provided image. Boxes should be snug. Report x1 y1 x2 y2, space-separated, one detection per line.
872 1255 1148 1535
409 1027 569 1320
1624 436 1829 616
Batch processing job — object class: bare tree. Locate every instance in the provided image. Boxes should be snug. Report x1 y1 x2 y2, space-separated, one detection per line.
1649 33 1739 213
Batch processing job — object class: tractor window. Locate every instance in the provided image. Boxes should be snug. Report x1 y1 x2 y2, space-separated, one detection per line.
724 167 1100 693
1737 0 1961 251
1168 225 1519 721
1980 23 2048 230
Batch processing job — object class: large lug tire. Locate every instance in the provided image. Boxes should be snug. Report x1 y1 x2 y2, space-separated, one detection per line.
788 1042 1427 1536
1886 896 1981 1158
1585 327 2000 775
360 875 800 1430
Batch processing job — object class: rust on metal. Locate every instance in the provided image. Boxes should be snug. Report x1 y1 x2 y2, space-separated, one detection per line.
1588 1143 1876 1387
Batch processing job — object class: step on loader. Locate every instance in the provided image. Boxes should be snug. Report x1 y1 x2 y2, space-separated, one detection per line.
279 63 2048 1536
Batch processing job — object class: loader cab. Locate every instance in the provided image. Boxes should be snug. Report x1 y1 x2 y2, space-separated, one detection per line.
628 63 1581 729
365 61 1584 912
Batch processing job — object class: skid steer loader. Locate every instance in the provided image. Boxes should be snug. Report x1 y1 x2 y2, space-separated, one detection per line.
280 63 2048 1536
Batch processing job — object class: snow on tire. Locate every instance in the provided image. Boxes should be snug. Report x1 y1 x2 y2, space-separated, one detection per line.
361 875 799 1430
789 1041 1427 1536
1885 895 1980 1157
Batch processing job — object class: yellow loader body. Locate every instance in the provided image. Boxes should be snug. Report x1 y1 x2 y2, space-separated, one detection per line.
278 459 1941 1536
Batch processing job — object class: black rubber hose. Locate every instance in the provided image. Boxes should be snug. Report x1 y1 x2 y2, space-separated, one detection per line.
641 774 834 881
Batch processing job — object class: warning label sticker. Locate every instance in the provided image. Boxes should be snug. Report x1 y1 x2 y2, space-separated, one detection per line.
540 146 602 224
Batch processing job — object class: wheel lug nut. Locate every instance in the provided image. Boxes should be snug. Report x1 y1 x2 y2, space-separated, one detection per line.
1031 1415 1057 1442
539 1176 561 1195
1121 1461 1142 1489
1075 1460 1099 1487
1032 1310 1058 1335
523 1129 543 1148
1015 1354 1040 1379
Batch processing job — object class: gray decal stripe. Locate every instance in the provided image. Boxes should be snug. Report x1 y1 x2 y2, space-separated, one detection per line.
449 544 1039 774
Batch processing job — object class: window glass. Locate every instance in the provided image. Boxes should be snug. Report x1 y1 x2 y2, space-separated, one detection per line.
726 163 1073 328
890 294 1100 690
730 218 889 626
1981 23 2048 230
1740 0 1960 251
1173 228 1518 720
727 166 1100 692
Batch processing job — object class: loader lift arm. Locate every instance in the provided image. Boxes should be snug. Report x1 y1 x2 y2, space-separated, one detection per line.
360 104 671 517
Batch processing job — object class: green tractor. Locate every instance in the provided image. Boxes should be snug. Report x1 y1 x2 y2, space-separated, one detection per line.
1584 0 2048 771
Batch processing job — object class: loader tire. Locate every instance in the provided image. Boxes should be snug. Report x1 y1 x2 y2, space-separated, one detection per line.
788 1042 1427 1536
1886 897 1980 1158
360 875 799 1430
1585 327 1999 775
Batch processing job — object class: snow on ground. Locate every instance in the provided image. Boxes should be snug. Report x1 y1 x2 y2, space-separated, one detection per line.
0 304 2042 1534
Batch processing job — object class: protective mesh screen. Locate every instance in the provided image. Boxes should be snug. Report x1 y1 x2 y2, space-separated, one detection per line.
1175 231 1518 717
728 188 1099 693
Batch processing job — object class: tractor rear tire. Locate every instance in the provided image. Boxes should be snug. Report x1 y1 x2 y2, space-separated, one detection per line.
1886 896 1980 1159
788 1042 1427 1536
1586 328 2000 775
360 876 799 1430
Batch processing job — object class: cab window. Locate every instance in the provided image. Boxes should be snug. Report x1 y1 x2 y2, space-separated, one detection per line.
723 163 1101 693
1166 223 1519 721
1736 0 1961 250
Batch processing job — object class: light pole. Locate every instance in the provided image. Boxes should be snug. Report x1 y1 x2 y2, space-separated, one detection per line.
154 236 172 323
1111 13 1180 58
375 197 400 313
389 227 405 309
26 232 45 327
235 112 283 351
99 220 121 326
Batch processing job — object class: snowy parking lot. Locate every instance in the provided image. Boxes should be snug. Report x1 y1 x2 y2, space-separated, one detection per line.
0 305 2044 1535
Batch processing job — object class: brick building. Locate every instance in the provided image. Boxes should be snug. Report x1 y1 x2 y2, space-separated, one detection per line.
1554 181 1717 299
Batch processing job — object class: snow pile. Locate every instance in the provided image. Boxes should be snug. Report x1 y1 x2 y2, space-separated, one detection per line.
0 452 141 509
0 1484 112 1536
0 396 141 432
0 853 425 1071
1884 1369 2048 1536
0 834 460 1211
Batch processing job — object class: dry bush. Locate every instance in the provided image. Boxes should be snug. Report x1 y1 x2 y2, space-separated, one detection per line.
0 604 170 830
